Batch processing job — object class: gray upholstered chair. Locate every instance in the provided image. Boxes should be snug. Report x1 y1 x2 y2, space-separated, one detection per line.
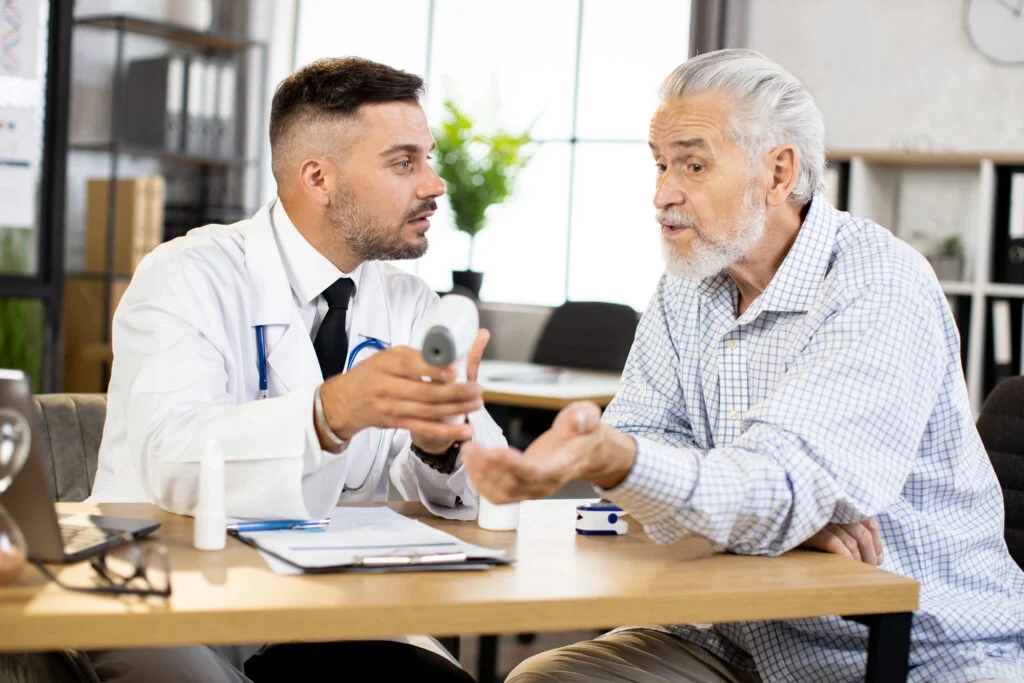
0 394 107 683
32 394 107 503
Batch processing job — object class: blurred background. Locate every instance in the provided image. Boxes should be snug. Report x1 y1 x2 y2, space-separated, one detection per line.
1 1 1023 678
0 0 1022 417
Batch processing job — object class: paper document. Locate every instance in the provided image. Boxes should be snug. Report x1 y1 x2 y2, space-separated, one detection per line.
486 368 571 384
238 506 508 574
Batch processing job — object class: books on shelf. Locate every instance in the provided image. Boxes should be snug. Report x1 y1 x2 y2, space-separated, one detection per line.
1007 172 1024 283
84 176 166 275
991 299 1015 384
122 55 186 152
123 54 239 158
993 169 1024 284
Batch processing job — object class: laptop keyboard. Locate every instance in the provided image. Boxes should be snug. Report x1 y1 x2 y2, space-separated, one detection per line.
59 523 121 555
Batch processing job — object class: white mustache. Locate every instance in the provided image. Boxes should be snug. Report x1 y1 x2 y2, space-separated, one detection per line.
656 209 701 230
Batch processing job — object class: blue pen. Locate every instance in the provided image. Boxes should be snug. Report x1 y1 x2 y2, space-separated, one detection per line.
228 518 330 532
255 326 269 399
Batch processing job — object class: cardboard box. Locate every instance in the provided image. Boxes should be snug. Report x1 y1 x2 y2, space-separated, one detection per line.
84 176 165 275
62 276 129 393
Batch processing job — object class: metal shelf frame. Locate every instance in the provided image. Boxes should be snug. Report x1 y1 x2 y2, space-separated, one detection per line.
70 13 269 386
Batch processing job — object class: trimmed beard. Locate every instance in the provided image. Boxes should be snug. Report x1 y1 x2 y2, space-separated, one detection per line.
658 182 766 280
328 184 434 262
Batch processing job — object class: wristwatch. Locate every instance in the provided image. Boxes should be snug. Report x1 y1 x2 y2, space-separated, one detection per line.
313 384 348 452
410 440 462 474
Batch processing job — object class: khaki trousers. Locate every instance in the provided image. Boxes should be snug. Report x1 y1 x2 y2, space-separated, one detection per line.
505 628 1013 683
506 629 761 683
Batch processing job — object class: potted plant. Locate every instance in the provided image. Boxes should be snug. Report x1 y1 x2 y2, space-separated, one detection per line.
929 233 965 282
0 230 42 392
433 100 533 298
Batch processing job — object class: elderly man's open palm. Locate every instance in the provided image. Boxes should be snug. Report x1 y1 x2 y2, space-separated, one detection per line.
463 401 884 566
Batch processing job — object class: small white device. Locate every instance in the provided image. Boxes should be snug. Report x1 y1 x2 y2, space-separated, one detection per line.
478 496 520 531
193 439 227 551
420 293 479 424
575 501 628 535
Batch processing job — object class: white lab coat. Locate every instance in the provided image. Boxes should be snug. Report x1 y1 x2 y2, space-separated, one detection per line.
88 199 506 522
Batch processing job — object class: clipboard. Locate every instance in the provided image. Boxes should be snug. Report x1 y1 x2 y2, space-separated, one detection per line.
225 506 512 575
228 528 512 574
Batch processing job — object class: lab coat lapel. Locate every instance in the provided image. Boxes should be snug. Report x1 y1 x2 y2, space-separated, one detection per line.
347 262 393 352
244 200 323 393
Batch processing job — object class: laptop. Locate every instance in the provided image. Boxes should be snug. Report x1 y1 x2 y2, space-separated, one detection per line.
0 369 159 563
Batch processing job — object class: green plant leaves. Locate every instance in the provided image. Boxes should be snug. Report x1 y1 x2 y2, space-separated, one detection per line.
433 100 534 240
0 229 43 391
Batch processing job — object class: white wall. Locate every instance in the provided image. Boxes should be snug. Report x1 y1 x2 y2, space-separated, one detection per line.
744 0 1024 154
246 0 297 208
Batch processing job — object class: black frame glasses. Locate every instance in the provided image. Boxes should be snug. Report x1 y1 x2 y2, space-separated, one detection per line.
33 533 172 598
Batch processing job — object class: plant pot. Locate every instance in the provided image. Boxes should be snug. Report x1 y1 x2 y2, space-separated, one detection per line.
451 270 484 299
929 256 963 282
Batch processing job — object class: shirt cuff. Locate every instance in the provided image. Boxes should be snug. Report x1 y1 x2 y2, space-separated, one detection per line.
410 441 461 474
302 384 348 474
596 434 701 543
404 445 468 508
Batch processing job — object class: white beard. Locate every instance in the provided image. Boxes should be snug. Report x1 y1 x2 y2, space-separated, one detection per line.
659 185 766 281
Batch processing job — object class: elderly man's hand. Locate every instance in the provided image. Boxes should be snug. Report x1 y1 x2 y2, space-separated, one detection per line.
462 401 631 503
800 519 884 566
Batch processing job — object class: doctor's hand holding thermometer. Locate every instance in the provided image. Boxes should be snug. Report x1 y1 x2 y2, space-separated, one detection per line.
313 294 491 456
314 344 483 451
416 294 490 453
419 294 519 530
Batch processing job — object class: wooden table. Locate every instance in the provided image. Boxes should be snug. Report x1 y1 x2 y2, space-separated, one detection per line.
0 501 919 682
479 360 622 410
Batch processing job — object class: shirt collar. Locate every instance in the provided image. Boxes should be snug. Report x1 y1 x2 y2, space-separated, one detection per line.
271 198 362 306
694 193 838 315
754 194 838 314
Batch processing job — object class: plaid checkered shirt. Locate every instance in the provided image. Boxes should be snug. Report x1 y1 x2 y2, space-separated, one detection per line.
600 195 1024 682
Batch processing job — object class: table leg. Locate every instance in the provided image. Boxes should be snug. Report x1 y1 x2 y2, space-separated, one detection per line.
843 612 913 683
477 635 499 683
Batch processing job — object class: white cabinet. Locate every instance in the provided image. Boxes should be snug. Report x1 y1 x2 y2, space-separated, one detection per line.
827 151 1024 415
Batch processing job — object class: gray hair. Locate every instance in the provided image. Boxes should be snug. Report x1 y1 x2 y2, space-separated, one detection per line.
659 49 825 206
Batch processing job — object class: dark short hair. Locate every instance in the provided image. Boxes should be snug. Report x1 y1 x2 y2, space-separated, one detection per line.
269 56 425 152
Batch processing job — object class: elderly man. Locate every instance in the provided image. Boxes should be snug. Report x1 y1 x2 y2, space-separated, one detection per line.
463 50 1024 682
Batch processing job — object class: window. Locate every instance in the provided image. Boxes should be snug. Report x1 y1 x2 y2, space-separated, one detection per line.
294 0 691 310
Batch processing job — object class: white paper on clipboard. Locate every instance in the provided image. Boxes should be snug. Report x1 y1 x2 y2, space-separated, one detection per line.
240 506 507 575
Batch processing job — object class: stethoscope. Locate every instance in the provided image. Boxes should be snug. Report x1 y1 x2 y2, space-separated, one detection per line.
254 326 390 492
254 328 387 400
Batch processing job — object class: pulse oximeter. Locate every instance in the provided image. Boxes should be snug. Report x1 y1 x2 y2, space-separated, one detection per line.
575 501 629 535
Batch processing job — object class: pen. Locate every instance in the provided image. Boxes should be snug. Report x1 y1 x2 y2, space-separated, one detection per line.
227 518 330 532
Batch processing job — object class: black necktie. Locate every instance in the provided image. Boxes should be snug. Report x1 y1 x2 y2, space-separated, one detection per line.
313 277 354 379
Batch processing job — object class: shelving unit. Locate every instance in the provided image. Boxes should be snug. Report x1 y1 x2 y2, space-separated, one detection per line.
69 141 255 168
64 14 268 391
827 150 1024 415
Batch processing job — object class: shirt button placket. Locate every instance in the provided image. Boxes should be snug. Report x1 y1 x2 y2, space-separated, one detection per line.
719 332 745 444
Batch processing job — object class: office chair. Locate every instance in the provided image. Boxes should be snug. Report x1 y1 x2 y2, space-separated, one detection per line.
449 284 479 301
531 300 639 372
506 301 639 452
975 376 1024 570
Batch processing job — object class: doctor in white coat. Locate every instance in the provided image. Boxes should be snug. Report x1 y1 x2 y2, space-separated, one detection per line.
88 199 494 521
82 56 497 683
